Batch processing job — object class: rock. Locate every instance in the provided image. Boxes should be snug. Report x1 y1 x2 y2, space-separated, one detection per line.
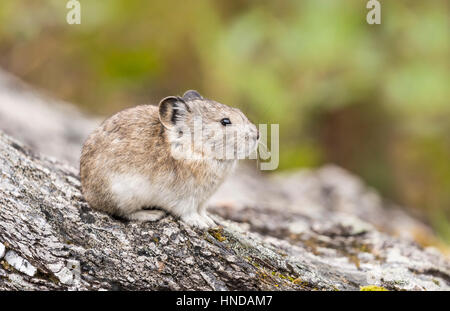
0 70 449 291
209 164 441 248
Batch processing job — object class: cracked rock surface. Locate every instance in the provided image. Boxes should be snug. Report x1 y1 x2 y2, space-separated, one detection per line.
0 70 449 290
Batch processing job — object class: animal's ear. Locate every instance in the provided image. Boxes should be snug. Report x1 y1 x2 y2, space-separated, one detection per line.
158 96 190 128
182 90 203 101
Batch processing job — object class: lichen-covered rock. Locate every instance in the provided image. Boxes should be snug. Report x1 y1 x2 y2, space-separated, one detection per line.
0 130 449 291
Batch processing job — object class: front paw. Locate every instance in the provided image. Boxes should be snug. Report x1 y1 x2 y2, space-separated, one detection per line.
181 214 213 229
201 214 217 228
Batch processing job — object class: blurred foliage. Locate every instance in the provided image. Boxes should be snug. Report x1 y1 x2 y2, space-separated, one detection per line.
0 0 449 242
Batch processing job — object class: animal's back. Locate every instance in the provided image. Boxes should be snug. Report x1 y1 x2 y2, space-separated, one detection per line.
80 105 161 214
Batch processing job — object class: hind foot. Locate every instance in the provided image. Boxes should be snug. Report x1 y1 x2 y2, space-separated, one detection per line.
126 209 166 222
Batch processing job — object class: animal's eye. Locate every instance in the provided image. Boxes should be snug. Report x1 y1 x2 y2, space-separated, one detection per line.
220 118 232 126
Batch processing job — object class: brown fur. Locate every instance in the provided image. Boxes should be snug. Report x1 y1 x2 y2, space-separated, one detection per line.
80 90 258 227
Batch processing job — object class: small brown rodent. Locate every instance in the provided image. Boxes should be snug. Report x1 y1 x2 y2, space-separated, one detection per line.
80 90 259 228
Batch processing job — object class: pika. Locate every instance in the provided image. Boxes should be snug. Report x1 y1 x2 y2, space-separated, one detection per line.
80 90 259 228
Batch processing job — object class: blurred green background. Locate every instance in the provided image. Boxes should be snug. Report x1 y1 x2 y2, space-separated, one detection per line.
0 1 449 243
